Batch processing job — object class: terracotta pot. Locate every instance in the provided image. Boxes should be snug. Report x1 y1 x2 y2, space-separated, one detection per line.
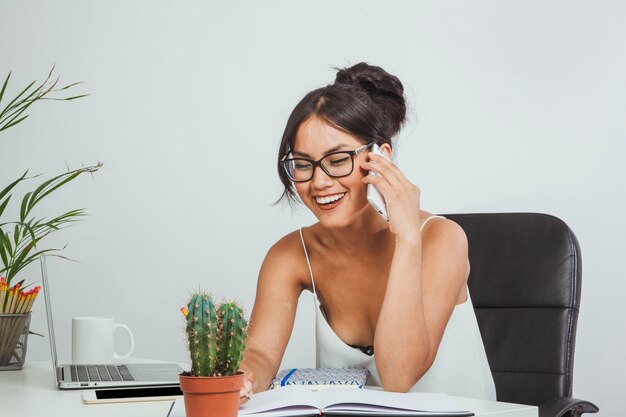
179 372 244 417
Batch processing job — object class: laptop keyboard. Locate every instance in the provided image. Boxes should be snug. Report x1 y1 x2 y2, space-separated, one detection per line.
70 364 135 382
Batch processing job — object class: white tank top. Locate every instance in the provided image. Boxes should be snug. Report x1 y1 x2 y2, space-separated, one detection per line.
299 216 497 400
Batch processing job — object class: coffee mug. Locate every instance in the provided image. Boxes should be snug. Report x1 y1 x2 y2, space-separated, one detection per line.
72 316 135 364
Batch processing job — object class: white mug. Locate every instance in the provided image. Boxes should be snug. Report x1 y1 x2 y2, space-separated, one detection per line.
71 316 135 364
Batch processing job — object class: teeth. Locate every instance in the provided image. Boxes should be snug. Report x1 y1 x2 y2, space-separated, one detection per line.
316 193 345 205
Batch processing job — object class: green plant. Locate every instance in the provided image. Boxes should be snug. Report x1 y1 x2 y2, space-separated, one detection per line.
0 65 87 133
0 164 102 290
0 67 100 297
182 292 248 377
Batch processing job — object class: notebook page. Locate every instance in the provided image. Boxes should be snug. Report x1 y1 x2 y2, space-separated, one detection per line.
239 385 320 416
315 388 471 415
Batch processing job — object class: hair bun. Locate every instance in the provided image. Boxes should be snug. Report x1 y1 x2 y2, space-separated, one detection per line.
334 62 406 139
334 62 402 97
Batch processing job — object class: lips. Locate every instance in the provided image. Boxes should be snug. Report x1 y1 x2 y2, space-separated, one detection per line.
315 193 346 205
314 192 346 210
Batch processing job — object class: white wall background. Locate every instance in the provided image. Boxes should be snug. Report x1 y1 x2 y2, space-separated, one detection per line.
1 0 623 414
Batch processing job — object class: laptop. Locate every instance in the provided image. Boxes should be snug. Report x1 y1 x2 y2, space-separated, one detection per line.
40 254 185 389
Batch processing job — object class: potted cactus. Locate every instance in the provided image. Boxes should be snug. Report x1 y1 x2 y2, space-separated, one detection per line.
179 292 248 417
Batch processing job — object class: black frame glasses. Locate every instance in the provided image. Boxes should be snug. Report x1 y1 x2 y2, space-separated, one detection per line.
280 142 375 182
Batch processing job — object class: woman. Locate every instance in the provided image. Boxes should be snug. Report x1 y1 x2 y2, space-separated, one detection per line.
239 62 496 401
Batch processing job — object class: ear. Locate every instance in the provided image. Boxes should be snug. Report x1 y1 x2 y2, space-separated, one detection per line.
379 143 392 159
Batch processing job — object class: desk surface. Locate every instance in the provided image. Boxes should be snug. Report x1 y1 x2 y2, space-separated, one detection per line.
1 361 538 417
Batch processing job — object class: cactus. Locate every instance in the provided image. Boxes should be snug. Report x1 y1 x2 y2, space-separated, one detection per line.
183 292 247 377
216 302 247 376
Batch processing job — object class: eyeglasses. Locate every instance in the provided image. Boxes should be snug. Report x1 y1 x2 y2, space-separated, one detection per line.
280 142 375 182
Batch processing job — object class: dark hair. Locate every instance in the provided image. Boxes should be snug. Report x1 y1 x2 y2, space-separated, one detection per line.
276 62 406 205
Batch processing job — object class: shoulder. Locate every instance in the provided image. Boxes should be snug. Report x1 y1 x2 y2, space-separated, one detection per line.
421 212 467 248
259 229 310 290
420 212 469 281
264 229 306 264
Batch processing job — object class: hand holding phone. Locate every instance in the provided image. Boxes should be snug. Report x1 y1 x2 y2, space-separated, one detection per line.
366 143 391 221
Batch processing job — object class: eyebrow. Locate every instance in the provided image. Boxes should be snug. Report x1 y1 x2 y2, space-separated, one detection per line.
291 144 351 158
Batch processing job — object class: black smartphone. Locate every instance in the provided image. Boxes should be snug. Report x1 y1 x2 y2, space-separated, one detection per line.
82 385 182 404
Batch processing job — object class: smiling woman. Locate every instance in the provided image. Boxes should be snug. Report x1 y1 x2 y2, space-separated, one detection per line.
238 62 496 402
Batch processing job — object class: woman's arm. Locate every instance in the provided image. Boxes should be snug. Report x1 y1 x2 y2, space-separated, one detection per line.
375 220 469 391
362 152 469 392
239 234 305 397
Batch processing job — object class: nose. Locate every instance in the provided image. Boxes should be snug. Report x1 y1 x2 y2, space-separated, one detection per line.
310 164 334 190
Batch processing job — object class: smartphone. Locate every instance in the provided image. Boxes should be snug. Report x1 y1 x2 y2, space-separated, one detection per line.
367 143 391 221
82 385 182 404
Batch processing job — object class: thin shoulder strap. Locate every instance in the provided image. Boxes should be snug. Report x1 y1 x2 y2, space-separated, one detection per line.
420 215 446 232
299 228 317 295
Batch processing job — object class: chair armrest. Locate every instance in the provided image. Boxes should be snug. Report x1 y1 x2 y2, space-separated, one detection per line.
540 397 599 417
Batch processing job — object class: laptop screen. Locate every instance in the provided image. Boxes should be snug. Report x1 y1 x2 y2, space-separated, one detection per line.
40 254 61 384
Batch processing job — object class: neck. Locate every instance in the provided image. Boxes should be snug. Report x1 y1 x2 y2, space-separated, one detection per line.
315 206 393 254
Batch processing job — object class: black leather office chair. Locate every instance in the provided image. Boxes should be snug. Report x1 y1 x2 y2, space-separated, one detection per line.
444 213 599 417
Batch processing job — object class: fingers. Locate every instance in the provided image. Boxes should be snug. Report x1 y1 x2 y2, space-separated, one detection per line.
361 152 406 186
361 152 421 210
240 379 253 403
362 153 405 194
362 169 392 195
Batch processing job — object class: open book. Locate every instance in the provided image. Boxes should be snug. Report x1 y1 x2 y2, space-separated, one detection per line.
169 385 474 417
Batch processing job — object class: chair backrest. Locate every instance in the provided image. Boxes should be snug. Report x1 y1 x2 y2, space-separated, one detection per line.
444 213 582 406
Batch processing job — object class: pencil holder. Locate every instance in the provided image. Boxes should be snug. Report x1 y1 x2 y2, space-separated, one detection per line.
0 313 32 370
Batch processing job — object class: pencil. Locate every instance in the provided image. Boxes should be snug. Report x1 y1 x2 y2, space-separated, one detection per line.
8 285 19 314
0 277 6 313
22 291 33 314
5 287 13 314
24 287 40 314
6 287 13 314
13 291 21 314
16 291 27 314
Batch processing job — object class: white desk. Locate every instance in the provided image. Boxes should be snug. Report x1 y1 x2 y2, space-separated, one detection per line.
1 361 537 417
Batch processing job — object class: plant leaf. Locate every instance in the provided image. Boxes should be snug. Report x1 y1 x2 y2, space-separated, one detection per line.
0 80 36 120
13 223 20 247
42 94 89 101
0 92 39 127
5 247 62 280
23 219 39 245
58 81 83 91
1 221 38 252
0 65 86 136
6 240 34 281
0 115 29 132
0 229 10 268
0 228 13 265
28 172 81 215
0 195 11 217
0 170 28 202
29 164 101 212
0 71 10 105
20 191 33 222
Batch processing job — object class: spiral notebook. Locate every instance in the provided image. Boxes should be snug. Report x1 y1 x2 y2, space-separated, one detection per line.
269 367 369 390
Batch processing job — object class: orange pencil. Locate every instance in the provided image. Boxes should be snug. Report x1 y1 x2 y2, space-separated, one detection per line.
14 284 22 313
24 289 36 313
5 287 14 314
24 287 40 313
15 291 23 314
17 291 29 314
8 285 19 314
12 292 20 314
6 287 13 314
0 277 6 313
25 292 33 314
